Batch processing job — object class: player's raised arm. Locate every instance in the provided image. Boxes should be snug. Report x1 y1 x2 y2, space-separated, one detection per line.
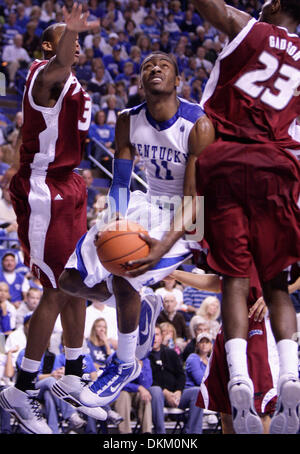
32 3 99 105
192 0 251 40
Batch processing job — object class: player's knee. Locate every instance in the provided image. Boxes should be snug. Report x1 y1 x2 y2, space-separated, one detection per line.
58 269 81 295
112 275 137 299
262 271 289 301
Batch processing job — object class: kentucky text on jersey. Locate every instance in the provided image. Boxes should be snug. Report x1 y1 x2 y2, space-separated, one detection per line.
128 98 205 198
132 143 188 164
269 36 300 61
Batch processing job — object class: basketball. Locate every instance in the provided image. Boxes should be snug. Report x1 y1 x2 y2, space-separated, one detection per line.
95 220 150 276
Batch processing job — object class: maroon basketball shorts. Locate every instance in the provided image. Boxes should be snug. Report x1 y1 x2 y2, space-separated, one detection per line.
196 140 300 282
197 315 278 415
10 170 87 288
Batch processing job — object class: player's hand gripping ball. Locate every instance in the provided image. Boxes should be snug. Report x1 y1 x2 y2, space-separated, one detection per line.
95 220 150 276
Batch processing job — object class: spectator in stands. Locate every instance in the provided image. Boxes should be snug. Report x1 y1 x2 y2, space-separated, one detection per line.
86 318 113 373
160 322 182 355
185 332 213 388
15 287 41 329
84 299 118 350
155 277 183 309
190 78 203 103
136 34 152 59
131 0 147 26
0 222 18 249
159 30 172 53
0 252 30 307
182 315 210 362
115 60 137 89
149 325 203 434
99 82 123 110
40 0 56 25
0 281 16 335
103 94 120 126
114 81 128 109
87 64 113 96
15 3 29 33
89 109 115 166
114 357 153 434
0 187 17 225
195 45 213 73
2 33 31 87
103 44 125 79
126 84 145 108
163 12 181 36
2 11 24 46
4 313 32 371
157 294 190 344
191 25 205 53
179 83 195 103
140 15 161 40
75 53 93 83
5 111 23 151
124 19 139 47
28 6 44 38
196 296 221 339
82 169 98 210
87 193 107 229
180 8 198 35
202 38 219 64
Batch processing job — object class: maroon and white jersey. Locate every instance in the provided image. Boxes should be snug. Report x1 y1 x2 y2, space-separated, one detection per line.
20 59 92 175
201 18 300 159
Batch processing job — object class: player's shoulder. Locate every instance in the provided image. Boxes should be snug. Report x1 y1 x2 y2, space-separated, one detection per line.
116 102 147 129
178 98 206 124
29 59 48 73
119 102 147 118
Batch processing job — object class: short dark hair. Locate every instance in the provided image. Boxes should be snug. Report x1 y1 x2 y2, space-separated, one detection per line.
280 0 300 22
42 22 65 43
140 51 179 76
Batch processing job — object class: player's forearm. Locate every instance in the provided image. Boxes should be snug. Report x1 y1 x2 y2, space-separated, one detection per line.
55 27 78 69
192 0 250 37
171 270 221 292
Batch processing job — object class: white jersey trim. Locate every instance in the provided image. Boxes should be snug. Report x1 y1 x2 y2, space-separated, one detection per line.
200 18 257 109
27 61 73 115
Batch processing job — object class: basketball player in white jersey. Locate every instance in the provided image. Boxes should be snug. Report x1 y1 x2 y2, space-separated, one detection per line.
53 51 215 409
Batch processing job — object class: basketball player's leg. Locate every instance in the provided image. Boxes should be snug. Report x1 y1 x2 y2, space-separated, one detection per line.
59 267 112 301
0 287 63 434
262 272 300 434
203 196 263 433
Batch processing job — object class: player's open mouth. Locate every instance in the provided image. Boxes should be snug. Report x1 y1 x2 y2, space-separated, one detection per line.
149 77 163 82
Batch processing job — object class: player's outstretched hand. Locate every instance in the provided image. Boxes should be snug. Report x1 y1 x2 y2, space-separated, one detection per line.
125 233 166 277
248 296 267 322
62 2 100 33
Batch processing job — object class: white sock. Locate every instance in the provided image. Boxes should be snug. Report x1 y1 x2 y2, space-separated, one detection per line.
116 327 138 363
225 338 250 380
21 356 41 373
64 346 83 361
277 339 299 379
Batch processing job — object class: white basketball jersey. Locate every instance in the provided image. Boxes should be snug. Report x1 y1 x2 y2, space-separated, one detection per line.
129 98 205 198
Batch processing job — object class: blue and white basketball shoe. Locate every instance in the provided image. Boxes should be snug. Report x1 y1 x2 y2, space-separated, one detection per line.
136 290 163 360
79 353 141 407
